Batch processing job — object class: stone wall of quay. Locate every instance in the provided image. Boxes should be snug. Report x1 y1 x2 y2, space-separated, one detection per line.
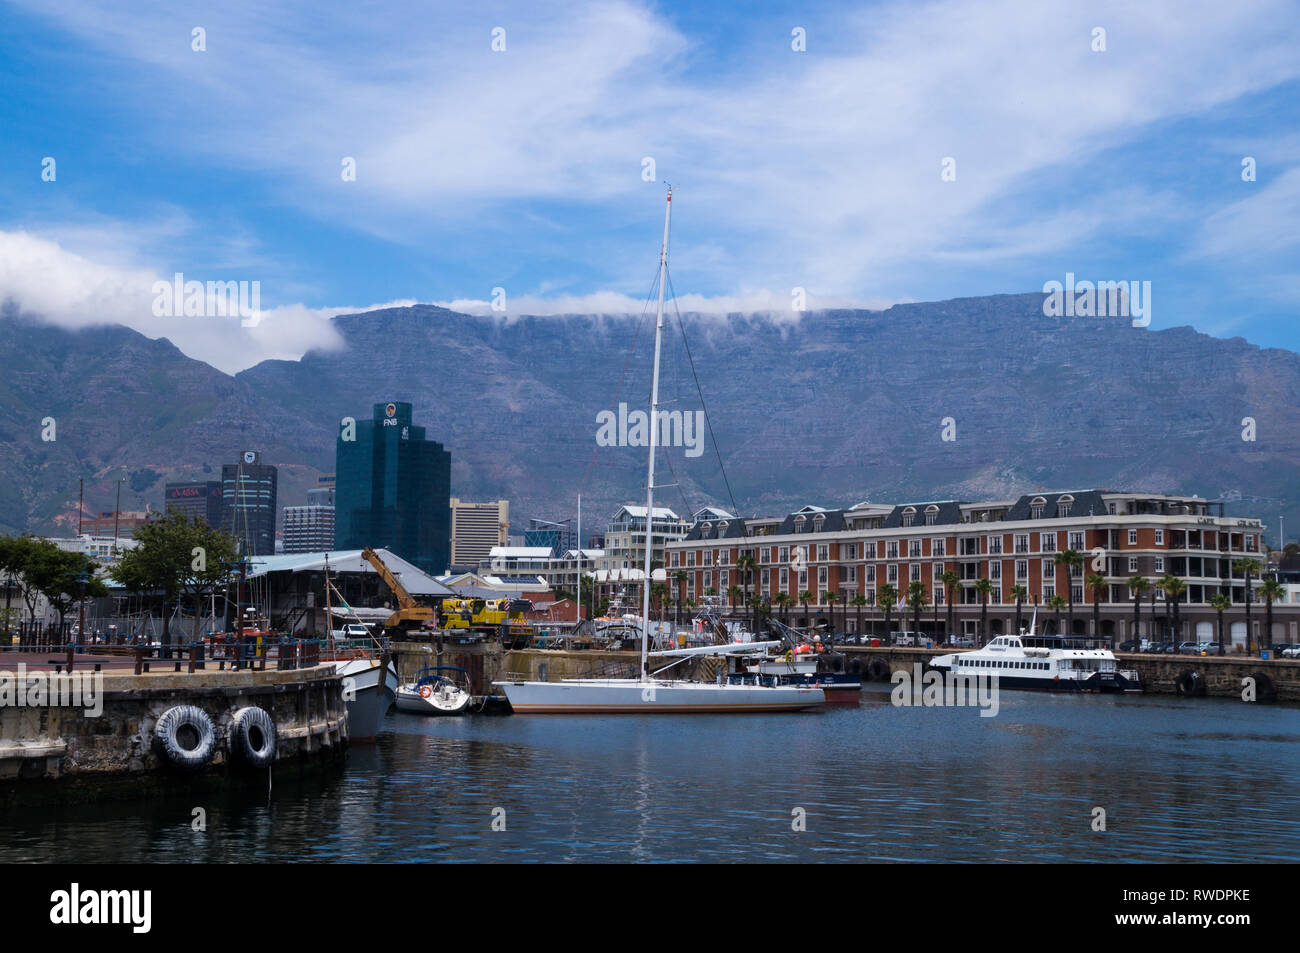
0 665 348 806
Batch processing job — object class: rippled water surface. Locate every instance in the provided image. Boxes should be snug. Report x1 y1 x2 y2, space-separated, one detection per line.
3 687 1298 863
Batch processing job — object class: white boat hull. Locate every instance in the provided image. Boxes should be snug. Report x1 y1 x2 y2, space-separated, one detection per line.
496 678 824 713
333 657 399 739
394 684 472 715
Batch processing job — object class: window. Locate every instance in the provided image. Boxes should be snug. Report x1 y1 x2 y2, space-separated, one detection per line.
1030 496 1047 519
702 551 711 566
933 562 944 579
910 564 921 582
817 544 829 561
1069 531 1084 550
1128 556 1138 572
670 552 678 567
1015 534 1029 554
1154 556 1164 572
1016 559 1028 580
798 569 808 588
779 546 789 563
1072 585 1083 604
1057 494 1074 518
1154 529 1164 545
1043 558 1055 579
901 507 916 527
932 538 946 557
865 565 876 583
887 540 899 559
844 543 857 560
925 504 940 526
1128 529 1138 545
1040 532 1057 552
780 567 788 588
910 540 922 558
687 552 695 567
887 564 898 583
793 516 805 534
845 565 857 583
988 535 1003 554
990 561 1001 580
864 588 875 605
818 566 827 586
1044 583 1056 600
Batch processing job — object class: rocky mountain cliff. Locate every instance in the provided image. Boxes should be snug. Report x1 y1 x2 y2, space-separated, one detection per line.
2 293 1297 541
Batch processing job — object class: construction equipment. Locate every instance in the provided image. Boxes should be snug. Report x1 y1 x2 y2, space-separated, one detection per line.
360 547 438 632
441 597 536 646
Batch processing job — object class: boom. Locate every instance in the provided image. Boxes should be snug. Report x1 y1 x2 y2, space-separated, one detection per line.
360 546 435 630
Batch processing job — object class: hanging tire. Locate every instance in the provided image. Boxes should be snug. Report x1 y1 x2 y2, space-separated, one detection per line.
848 657 863 676
153 705 216 769
868 657 891 682
1247 672 1277 704
1174 670 1205 698
231 706 278 768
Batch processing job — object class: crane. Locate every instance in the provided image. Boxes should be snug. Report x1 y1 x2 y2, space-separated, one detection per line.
360 547 437 632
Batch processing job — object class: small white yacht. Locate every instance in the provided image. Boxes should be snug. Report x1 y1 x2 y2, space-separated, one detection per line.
930 632 1141 693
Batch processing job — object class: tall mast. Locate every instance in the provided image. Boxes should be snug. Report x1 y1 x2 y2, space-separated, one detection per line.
576 494 582 624
641 186 672 679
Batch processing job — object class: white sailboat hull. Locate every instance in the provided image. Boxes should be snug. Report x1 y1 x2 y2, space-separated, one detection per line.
333 657 399 739
496 678 824 713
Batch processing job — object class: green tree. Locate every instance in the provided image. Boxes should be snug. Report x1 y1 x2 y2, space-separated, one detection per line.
1233 557 1261 654
850 593 867 641
799 590 813 629
877 583 898 641
974 578 993 646
1258 578 1285 654
1209 593 1231 656
1046 594 1067 634
824 587 838 637
940 569 961 642
1127 575 1150 649
736 553 758 630
1010 583 1028 636
1159 573 1186 648
907 580 929 640
1054 549 1084 636
25 543 108 638
117 511 212 653
1086 572 1108 647
726 584 742 614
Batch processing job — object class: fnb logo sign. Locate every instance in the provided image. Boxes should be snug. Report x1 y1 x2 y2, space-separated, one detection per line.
382 403 398 427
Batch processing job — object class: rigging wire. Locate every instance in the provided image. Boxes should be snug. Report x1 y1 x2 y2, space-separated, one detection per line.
666 267 740 520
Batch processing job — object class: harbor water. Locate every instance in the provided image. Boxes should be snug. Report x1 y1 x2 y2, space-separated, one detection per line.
3 686 1298 863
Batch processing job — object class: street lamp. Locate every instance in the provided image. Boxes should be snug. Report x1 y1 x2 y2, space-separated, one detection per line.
75 559 90 652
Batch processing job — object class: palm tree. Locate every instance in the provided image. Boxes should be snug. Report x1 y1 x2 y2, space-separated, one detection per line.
907 580 929 639
726 584 742 616
1233 557 1261 654
775 591 794 624
1159 573 1186 648
1054 549 1084 636
1010 584 1028 636
824 587 838 638
940 569 961 642
1046 594 1067 634
877 583 898 642
850 593 867 641
1258 578 1285 655
973 578 993 646
1127 575 1150 649
1086 572 1107 646
673 570 686 623
1209 593 1231 656
736 554 758 630
799 590 813 629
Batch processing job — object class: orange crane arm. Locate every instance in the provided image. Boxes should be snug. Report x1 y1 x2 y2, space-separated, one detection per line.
360 546 418 610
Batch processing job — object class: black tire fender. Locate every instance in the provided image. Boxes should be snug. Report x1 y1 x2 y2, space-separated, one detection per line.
1175 670 1205 698
231 706 278 768
153 705 216 769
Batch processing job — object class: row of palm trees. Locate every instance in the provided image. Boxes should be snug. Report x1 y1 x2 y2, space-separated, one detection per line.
664 552 1285 654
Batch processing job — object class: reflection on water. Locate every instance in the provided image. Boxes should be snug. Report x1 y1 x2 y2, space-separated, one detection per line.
3 686 1298 863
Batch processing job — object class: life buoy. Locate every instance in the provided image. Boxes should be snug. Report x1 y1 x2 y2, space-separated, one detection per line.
231 706 277 768
153 705 216 769
420 684 433 699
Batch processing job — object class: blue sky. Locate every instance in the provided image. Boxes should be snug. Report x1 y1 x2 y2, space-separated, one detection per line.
1 0 1298 372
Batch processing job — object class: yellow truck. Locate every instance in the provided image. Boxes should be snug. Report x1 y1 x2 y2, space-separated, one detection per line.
441 597 535 647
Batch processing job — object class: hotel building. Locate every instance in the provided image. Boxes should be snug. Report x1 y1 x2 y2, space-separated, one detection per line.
665 490 1294 649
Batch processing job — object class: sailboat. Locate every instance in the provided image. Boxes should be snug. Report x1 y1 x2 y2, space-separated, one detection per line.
496 188 824 714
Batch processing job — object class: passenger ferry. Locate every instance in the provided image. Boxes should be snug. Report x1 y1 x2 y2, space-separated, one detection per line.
930 631 1141 693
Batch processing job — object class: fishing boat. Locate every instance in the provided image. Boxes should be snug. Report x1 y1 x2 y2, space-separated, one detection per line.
395 666 473 715
495 188 823 715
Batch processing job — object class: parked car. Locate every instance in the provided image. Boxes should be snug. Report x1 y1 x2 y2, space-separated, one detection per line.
1177 641 1203 654
1201 642 1223 655
1282 644 1300 659
1118 640 1138 652
331 623 373 640
947 635 975 648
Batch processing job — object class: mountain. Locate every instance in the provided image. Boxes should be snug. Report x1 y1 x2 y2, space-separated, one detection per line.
2 293 1298 542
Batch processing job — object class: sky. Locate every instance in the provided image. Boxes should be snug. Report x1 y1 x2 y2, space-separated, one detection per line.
1 0 1298 373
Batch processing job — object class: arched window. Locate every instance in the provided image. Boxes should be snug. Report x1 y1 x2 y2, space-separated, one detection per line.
1057 494 1074 518
1030 496 1047 520
924 504 939 526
